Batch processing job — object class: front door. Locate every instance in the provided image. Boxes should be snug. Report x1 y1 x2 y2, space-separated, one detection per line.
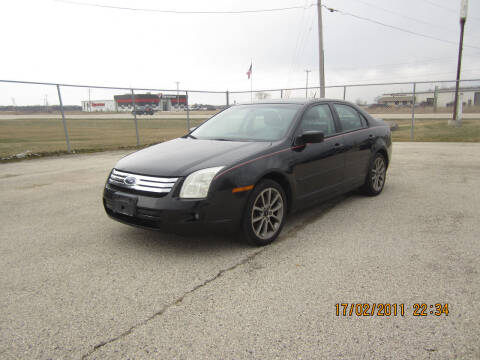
291 103 346 203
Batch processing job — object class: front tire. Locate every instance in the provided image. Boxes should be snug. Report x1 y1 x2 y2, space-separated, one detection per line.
241 179 287 246
362 153 387 196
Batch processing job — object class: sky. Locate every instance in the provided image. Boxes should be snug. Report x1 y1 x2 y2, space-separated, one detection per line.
0 0 479 105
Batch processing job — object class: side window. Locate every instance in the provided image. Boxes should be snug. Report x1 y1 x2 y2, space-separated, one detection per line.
333 104 364 132
360 114 368 127
300 104 336 136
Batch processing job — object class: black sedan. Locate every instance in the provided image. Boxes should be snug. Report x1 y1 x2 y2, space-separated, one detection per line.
132 106 154 115
103 99 392 246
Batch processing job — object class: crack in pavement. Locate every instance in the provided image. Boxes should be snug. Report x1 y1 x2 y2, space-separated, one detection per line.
80 196 343 359
80 248 266 359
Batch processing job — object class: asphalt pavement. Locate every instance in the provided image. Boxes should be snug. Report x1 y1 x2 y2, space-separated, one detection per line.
1 143 479 359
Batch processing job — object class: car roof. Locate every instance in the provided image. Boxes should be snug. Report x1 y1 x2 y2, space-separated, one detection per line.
233 98 347 106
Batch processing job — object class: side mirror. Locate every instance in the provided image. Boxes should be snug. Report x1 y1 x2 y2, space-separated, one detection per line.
295 131 324 146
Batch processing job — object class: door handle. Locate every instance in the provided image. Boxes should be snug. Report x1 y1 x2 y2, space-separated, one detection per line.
368 134 374 138
334 143 344 151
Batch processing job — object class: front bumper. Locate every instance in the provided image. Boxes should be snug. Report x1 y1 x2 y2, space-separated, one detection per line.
103 183 245 235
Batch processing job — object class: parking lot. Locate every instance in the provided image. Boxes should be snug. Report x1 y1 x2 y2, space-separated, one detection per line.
1 142 479 359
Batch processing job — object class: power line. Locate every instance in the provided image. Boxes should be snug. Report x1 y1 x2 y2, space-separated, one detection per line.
286 2 309 88
420 0 457 13
353 0 455 32
54 0 316 14
54 0 480 45
335 68 480 85
419 0 480 21
322 4 480 50
286 5 315 88
293 12 316 68
278 53 480 83
331 52 480 71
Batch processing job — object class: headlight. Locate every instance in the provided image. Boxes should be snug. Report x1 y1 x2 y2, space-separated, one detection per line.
180 166 224 199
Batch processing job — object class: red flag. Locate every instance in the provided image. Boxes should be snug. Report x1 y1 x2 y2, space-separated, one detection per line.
246 63 252 79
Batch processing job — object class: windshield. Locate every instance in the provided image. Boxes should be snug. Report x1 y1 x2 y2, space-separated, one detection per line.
190 104 301 142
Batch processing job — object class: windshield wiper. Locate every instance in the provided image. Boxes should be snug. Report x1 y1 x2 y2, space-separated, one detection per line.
212 138 232 141
186 134 197 139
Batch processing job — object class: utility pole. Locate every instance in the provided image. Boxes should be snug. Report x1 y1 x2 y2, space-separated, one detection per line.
44 95 49 113
317 0 326 98
451 0 468 127
88 88 91 112
305 69 311 98
175 81 180 110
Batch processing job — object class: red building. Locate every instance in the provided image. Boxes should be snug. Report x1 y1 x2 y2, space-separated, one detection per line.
114 93 187 111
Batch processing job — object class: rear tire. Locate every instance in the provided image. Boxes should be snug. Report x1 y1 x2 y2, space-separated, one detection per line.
361 153 387 196
241 179 287 246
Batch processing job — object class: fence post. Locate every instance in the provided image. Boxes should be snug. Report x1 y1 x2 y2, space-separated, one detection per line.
411 82 416 141
343 85 347 100
186 91 190 131
130 89 140 146
226 90 229 107
56 84 71 152
280 89 283 99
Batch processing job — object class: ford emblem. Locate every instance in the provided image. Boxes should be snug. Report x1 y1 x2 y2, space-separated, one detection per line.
124 176 136 185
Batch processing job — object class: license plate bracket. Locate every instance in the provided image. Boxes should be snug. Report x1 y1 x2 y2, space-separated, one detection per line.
112 193 138 217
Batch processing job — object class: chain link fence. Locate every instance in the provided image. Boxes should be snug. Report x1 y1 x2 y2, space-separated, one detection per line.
1 79 479 159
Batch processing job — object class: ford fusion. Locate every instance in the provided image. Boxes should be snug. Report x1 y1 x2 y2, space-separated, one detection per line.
103 99 392 246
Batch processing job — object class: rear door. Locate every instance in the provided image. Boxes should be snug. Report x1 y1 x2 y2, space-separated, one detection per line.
332 103 373 186
291 103 346 202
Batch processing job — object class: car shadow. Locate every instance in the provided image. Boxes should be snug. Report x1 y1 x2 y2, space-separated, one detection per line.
112 190 367 253
113 225 248 255
278 193 352 241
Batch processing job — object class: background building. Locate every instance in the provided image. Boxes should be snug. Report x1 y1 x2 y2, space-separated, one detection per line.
162 94 187 110
81 100 116 112
113 93 160 111
378 87 480 107
377 95 414 106
82 93 188 112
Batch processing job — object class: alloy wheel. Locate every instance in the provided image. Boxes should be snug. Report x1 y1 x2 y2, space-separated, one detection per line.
251 187 284 240
371 156 386 192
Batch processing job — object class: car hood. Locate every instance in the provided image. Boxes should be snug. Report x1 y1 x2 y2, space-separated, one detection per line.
114 138 274 177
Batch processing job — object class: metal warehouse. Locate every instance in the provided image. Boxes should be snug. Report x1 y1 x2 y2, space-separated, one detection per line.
378 87 480 107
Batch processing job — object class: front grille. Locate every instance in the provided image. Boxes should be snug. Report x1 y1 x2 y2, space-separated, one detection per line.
108 169 178 194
